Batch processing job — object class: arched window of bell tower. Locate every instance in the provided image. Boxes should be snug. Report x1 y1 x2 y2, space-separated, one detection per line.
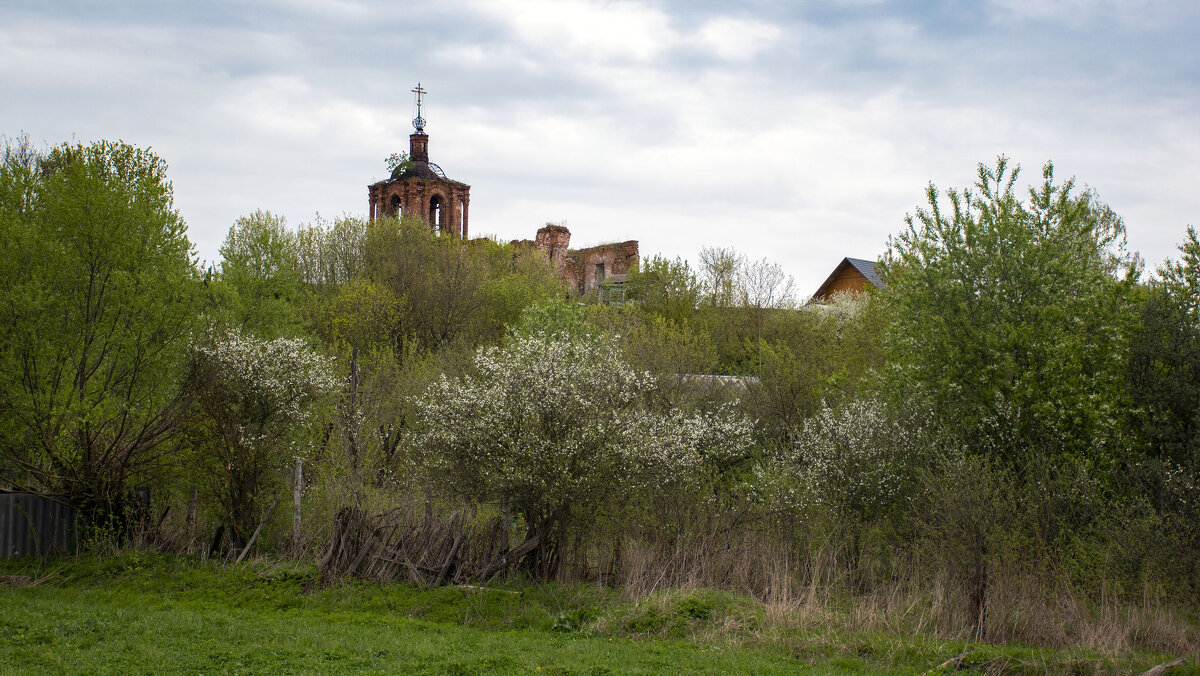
390 195 402 218
430 195 444 235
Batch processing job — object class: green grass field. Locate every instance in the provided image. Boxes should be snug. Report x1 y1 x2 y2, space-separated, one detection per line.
0 553 1192 674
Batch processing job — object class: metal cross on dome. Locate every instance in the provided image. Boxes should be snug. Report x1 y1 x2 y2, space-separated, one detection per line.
412 82 427 133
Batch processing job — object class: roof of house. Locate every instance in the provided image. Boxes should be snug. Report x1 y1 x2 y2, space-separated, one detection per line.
845 258 882 288
811 257 883 301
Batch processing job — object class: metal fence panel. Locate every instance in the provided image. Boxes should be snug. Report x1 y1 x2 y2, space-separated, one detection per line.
0 493 76 558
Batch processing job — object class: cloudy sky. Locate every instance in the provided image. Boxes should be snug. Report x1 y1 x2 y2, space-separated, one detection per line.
3 0 1197 295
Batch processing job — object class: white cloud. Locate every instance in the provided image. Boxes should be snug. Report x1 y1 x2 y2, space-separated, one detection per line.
470 0 676 63
694 17 782 62
2 0 1197 292
987 0 1198 29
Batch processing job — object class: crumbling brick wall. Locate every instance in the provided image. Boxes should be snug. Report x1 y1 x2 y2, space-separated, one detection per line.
535 224 571 276
564 241 638 295
512 224 638 296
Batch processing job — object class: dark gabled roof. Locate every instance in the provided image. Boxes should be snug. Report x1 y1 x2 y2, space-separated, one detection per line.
845 258 882 288
811 256 883 301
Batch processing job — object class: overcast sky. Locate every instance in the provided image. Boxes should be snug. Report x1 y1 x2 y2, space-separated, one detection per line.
3 0 1198 295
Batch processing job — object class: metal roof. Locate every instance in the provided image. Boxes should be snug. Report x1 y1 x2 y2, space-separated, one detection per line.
844 258 882 288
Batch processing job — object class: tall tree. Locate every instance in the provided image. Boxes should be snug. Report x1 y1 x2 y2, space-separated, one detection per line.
0 139 200 527
217 210 303 338
880 157 1140 467
1129 226 1200 475
625 255 701 325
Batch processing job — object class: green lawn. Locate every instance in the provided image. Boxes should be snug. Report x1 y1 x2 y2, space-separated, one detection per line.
0 554 1191 675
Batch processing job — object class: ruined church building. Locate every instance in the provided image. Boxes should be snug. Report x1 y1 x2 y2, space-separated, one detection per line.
368 84 637 296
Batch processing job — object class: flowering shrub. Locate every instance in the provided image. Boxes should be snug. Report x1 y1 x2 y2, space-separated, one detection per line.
412 327 751 577
765 399 924 525
196 329 338 426
193 328 337 543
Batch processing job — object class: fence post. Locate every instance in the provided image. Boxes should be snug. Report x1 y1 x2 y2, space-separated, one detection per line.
501 496 511 552
186 487 198 552
292 457 303 552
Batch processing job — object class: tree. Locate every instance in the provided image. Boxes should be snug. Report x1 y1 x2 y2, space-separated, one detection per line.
412 305 752 579
698 246 743 309
359 215 560 354
624 255 701 325
880 157 1140 467
295 215 369 288
0 138 200 529
192 328 336 546
740 256 796 369
1129 226 1200 483
784 399 924 531
217 210 303 338
746 335 833 447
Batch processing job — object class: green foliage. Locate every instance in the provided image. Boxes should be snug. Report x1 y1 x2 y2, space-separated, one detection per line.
216 209 304 338
1126 227 1200 581
697 246 743 309
673 595 715 621
624 255 700 324
1129 226 1200 472
384 151 412 174
476 240 564 337
295 215 369 287
585 305 723 412
190 328 337 544
354 216 560 353
0 137 200 528
328 279 402 350
736 295 884 447
412 310 752 579
881 156 1140 467
1158 225 1200 319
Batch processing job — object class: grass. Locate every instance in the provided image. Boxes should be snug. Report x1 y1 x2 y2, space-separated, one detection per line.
0 553 1194 675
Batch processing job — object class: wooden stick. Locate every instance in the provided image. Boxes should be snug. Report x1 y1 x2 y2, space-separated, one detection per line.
235 495 280 564
456 584 520 595
186 487 198 550
1140 658 1186 676
935 648 970 671
434 534 463 587
483 535 540 580
345 531 378 578
292 457 303 552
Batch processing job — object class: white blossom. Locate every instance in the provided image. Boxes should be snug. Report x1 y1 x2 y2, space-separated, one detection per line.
412 330 751 523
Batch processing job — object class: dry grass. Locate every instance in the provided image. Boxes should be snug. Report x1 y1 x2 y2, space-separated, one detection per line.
145 495 1200 662
600 521 1200 661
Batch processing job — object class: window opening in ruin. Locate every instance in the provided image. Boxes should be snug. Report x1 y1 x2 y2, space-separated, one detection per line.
430 195 444 234
390 195 402 217
595 262 606 283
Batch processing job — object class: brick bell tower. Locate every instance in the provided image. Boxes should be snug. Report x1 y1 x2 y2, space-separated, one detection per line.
368 83 470 238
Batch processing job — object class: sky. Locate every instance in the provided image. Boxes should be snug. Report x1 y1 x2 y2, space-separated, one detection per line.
2 0 1198 296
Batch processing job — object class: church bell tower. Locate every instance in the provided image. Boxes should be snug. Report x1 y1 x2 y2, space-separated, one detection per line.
367 83 470 238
